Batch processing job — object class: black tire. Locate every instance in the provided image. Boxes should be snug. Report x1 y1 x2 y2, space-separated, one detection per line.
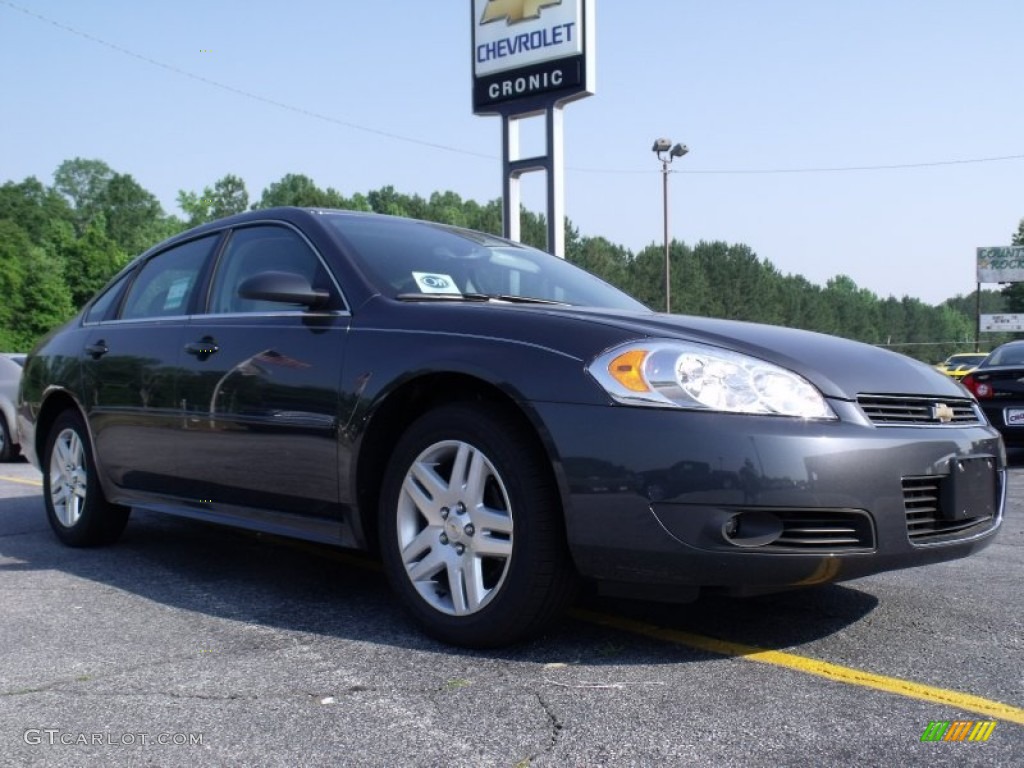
0 413 16 462
42 410 130 547
379 402 577 647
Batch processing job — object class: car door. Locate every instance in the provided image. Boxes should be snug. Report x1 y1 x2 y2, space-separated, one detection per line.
175 223 349 519
81 234 220 496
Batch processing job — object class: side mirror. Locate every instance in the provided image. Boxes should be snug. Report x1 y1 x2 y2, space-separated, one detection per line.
238 271 330 309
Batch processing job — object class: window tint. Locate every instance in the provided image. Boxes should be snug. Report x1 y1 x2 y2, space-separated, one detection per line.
209 225 333 314
84 272 131 324
120 236 216 320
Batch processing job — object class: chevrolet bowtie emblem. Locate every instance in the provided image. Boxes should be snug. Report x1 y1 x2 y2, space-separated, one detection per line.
932 403 954 423
480 0 562 24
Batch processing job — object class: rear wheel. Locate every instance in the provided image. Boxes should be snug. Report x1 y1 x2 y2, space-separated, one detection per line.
43 410 130 547
379 403 576 647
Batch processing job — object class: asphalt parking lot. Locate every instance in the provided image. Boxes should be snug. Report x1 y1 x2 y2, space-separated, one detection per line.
0 457 1021 767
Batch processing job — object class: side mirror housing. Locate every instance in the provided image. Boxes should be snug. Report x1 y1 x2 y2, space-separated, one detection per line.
238 271 330 309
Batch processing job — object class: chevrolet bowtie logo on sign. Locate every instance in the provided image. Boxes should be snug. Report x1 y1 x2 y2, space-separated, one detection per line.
481 0 562 25
932 403 955 423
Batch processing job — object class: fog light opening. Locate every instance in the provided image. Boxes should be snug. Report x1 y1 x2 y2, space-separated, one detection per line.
722 511 784 548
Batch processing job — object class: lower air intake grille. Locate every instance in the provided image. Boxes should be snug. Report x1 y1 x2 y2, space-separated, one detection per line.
768 511 875 551
858 396 980 426
903 476 997 543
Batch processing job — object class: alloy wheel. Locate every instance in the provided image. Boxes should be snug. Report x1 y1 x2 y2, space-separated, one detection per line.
49 427 88 527
395 439 514 616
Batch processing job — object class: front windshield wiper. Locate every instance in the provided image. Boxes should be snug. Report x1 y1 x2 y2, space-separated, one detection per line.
395 292 568 305
485 293 568 305
396 292 490 302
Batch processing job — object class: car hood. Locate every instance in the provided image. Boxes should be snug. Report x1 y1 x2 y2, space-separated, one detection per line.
540 307 969 401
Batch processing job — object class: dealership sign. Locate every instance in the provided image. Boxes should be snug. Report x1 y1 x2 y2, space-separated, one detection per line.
977 245 1024 283
471 0 595 115
980 314 1024 332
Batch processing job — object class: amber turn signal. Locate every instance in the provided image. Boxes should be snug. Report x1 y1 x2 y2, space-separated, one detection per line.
608 349 650 392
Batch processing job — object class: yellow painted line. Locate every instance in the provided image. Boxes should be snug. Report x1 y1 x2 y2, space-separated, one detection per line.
0 475 42 488
572 608 1024 726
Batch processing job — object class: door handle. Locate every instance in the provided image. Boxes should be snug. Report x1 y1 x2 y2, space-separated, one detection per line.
85 341 109 359
185 338 219 357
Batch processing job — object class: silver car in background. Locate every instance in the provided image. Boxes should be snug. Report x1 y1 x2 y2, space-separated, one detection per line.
0 353 26 461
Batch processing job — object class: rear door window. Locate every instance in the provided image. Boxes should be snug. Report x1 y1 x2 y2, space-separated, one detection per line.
120 236 218 320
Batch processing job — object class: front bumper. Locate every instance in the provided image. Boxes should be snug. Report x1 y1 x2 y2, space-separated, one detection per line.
534 400 1004 593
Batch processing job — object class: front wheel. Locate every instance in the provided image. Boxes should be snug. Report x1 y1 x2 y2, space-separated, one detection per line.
379 403 576 647
43 410 130 547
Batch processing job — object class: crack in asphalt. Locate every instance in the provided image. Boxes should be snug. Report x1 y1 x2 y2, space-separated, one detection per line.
530 690 563 763
0 642 288 699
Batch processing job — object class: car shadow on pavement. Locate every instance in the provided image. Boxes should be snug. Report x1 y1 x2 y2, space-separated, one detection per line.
0 495 879 665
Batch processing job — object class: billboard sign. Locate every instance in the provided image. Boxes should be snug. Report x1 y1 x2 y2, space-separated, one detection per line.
471 0 595 115
977 246 1024 283
980 314 1024 333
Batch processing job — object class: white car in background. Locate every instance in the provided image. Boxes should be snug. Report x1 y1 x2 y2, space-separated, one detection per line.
0 353 26 461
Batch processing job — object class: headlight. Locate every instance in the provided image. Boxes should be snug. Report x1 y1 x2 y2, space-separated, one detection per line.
589 340 837 419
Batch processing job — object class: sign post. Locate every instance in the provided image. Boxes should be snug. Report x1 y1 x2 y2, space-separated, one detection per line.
471 0 595 256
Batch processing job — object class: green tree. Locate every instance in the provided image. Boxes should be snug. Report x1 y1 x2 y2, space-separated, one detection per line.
366 185 410 217
567 234 631 293
628 243 671 310
100 173 165 255
999 218 1024 312
0 221 73 349
177 173 250 227
463 199 503 235
0 177 74 245
0 221 28 349
823 275 882 343
53 157 115 235
53 158 171 256
13 245 75 346
255 174 346 208
425 191 469 228
61 215 129 308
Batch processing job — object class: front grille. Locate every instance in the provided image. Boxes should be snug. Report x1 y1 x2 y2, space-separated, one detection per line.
767 511 874 551
858 395 980 426
903 476 997 543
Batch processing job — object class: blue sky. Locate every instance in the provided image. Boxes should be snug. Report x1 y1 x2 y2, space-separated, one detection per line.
2 0 1022 305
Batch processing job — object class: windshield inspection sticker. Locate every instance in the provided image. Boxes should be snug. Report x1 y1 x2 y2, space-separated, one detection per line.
412 272 460 294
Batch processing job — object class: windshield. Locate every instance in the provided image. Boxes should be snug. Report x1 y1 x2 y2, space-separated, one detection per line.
946 354 985 366
322 214 648 311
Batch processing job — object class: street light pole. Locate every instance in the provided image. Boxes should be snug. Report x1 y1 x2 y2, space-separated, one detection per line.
652 139 688 313
661 155 670 313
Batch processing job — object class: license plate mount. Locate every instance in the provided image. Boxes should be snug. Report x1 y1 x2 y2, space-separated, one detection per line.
941 456 997 521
